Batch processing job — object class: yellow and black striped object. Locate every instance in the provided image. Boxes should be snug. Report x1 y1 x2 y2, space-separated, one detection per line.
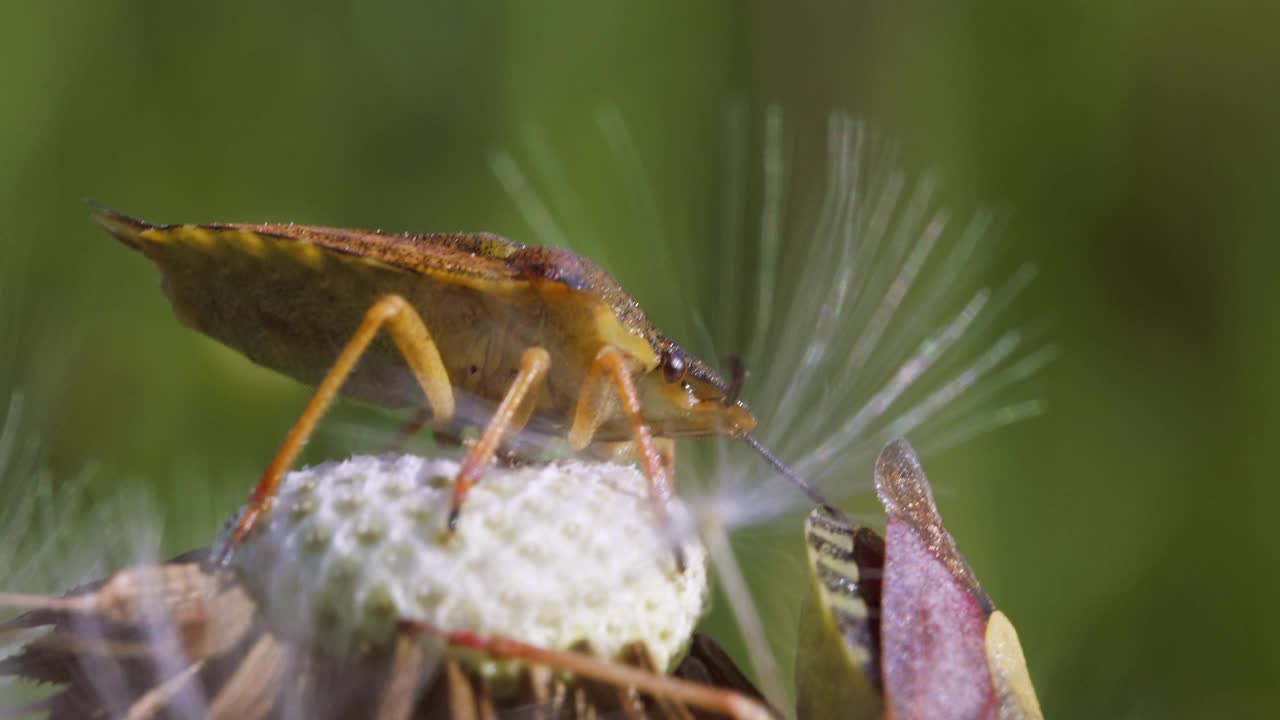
796 439 1043 720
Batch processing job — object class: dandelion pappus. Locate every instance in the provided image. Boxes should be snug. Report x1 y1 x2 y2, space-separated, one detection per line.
91 204 831 568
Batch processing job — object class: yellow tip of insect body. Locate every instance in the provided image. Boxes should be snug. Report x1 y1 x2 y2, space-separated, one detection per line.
86 201 158 252
168 225 218 250
88 203 273 260
288 240 328 269
86 202 212 254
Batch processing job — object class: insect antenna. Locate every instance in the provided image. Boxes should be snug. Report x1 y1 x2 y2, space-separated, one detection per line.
724 354 746 405
741 434 846 520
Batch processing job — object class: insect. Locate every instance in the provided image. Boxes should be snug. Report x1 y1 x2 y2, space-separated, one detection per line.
796 439 1043 720
91 204 829 565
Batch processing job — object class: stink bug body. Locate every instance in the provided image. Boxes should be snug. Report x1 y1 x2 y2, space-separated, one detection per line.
91 206 828 565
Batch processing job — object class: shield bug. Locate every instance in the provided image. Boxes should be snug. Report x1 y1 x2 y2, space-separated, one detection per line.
90 205 830 565
797 438 1043 720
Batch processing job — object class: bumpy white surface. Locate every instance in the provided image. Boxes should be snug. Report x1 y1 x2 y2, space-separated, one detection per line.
224 455 706 674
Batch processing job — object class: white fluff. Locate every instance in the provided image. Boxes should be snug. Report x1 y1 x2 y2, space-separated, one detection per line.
224 454 707 675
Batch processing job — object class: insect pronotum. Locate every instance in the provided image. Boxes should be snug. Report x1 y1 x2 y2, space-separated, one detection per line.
91 204 832 566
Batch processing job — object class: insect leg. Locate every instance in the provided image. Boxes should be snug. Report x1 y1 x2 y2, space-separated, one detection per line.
397 621 776 720
447 346 551 531
383 406 432 453
224 294 454 556
655 437 677 478
568 346 683 569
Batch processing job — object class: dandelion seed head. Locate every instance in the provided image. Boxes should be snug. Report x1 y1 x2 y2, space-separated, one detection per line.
226 454 707 675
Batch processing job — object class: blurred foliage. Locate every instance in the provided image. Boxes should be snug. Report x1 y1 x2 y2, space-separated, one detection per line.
2 1 1278 717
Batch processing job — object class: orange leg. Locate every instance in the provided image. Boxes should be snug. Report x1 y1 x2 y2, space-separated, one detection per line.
568 346 683 570
399 621 775 720
222 294 454 560
447 347 551 530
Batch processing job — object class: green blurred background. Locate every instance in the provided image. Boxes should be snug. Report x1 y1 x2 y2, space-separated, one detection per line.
2 1 1278 717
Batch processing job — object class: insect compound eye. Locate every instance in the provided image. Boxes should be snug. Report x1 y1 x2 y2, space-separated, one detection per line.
662 350 686 384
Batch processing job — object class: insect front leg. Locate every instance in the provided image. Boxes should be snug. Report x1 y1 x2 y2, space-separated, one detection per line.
446 346 551 530
568 345 684 571
221 294 454 561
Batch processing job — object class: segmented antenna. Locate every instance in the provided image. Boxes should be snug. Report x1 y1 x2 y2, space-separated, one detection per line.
742 434 847 521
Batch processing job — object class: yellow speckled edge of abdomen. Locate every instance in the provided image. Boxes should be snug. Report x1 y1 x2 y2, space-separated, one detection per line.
128 222 341 276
